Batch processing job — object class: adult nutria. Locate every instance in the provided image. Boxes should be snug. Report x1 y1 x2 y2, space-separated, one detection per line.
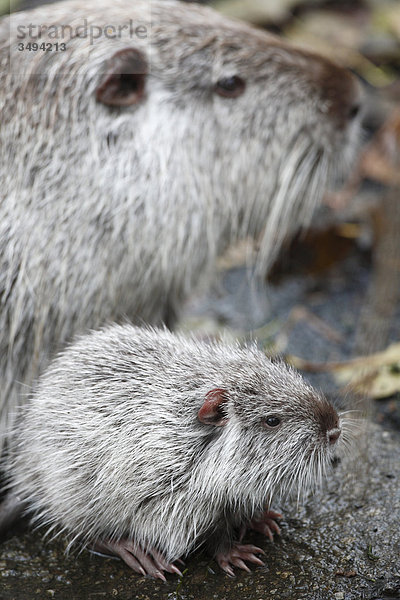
0 0 362 451
4 324 347 579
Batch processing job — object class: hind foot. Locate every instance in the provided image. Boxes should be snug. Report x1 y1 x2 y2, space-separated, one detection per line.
216 542 265 577
92 539 183 581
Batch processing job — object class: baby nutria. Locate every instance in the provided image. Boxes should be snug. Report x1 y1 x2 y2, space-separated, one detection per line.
4 324 346 579
0 0 362 451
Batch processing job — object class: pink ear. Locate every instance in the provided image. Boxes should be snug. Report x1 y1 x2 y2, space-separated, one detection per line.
198 388 229 427
96 48 147 107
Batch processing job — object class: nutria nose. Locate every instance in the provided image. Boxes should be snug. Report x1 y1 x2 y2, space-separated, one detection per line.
327 428 341 446
323 70 362 128
307 52 363 129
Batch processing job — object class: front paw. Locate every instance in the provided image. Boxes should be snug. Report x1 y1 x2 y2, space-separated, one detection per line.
216 542 265 577
250 509 282 541
92 539 183 581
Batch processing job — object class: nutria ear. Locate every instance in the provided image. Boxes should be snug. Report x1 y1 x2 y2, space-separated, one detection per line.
96 48 147 107
198 388 229 427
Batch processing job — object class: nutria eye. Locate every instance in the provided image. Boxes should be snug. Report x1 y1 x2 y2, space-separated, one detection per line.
214 76 245 98
263 416 281 429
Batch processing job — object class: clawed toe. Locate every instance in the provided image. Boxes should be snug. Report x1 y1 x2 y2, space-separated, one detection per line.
266 510 283 520
251 509 282 542
91 538 182 580
265 517 281 535
216 542 265 576
231 557 251 572
234 543 265 556
220 562 235 577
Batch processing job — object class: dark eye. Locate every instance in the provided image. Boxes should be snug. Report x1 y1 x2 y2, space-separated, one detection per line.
263 416 281 429
214 76 246 98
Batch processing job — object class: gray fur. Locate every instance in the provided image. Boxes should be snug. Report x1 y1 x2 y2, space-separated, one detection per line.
6 323 346 562
0 0 362 449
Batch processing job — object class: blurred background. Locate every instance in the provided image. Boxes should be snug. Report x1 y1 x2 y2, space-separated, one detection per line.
1 2 400 599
